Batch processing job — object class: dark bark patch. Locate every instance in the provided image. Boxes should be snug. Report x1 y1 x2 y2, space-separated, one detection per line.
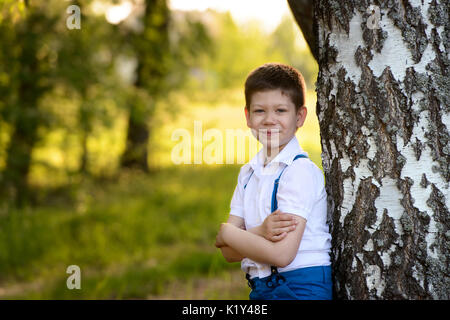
387 0 428 63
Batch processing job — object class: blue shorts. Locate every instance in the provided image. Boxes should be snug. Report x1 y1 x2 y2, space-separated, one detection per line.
247 265 332 300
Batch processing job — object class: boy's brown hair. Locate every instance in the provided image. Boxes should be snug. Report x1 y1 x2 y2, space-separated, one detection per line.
244 63 307 111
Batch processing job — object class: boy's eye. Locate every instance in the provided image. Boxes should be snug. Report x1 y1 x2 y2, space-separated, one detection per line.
277 109 287 112
253 109 264 113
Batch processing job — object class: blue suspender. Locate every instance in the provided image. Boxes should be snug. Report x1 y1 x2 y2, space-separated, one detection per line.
243 153 308 289
271 154 308 212
243 154 308 199
243 170 254 189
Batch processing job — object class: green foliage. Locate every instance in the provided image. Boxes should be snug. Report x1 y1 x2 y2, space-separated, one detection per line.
0 1 317 183
0 166 242 299
166 10 213 92
0 0 124 200
175 12 318 105
268 15 318 90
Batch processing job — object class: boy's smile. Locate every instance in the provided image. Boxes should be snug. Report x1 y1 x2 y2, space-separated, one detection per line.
245 89 307 153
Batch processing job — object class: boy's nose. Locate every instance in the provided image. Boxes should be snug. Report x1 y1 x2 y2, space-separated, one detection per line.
263 112 277 125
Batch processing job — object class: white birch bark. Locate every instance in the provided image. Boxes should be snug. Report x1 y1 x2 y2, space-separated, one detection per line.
315 0 449 299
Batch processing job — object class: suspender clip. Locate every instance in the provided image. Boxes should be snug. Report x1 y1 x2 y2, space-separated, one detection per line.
266 266 286 288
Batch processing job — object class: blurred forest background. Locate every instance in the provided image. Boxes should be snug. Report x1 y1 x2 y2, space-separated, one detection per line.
0 0 319 299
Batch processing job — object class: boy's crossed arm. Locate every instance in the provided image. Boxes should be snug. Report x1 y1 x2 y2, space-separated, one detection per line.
216 215 246 263
216 210 305 267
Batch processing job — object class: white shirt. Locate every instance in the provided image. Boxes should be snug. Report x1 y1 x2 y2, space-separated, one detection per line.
229 136 331 279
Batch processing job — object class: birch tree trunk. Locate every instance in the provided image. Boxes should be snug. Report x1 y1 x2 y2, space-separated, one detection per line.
314 0 449 299
121 0 170 171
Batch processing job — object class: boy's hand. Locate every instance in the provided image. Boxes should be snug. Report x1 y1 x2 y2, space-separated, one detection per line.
262 209 298 242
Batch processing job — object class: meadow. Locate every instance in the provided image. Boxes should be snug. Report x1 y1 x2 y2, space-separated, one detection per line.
0 90 322 299
0 165 248 299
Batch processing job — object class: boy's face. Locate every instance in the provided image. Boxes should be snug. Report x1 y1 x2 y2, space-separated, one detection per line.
245 89 307 150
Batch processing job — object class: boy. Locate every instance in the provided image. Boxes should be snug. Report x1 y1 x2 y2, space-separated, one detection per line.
215 63 332 300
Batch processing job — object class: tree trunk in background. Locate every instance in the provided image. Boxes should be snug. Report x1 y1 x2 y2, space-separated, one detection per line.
4 94 39 206
121 64 151 172
2 9 52 206
287 0 318 61
314 0 449 299
121 0 170 171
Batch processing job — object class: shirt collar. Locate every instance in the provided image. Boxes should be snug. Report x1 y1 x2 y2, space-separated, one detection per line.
248 135 308 172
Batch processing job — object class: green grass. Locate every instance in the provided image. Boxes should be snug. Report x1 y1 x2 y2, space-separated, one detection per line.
0 166 247 299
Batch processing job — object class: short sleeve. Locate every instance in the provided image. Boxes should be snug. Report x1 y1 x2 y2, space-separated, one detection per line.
229 165 251 218
276 160 323 221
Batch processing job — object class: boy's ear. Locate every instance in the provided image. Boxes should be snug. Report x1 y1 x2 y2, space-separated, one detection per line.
296 106 307 128
244 107 251 127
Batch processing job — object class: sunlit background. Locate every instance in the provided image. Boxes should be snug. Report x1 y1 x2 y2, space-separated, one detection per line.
0 0 319 299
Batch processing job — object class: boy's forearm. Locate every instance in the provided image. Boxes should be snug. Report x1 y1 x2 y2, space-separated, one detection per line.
218 225 264 263
247 225 265 238
220 246 244 263
222 224 283 267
